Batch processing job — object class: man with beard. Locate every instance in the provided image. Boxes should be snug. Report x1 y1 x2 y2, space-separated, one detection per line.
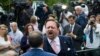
43 19 76 56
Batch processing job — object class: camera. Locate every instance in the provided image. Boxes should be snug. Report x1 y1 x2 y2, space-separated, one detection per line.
81 4 85 8
70 1 85 8
89 21 94 25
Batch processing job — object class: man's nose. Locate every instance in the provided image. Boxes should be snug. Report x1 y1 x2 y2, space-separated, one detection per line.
48 27 52 30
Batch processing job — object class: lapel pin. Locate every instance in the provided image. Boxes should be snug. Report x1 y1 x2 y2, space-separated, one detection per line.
67 48 71 51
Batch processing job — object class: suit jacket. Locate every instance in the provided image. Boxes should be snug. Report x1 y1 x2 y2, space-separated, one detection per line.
21 49 57 56
43 36 76 56
20 35 30 53
63 24 83 50
75 13 87 30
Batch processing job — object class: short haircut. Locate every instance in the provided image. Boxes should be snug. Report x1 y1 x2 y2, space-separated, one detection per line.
44 19 59 28
68 15 76 20
75 6 83 11
30 16 38 24
89 15 95 18
10 22 18 27
28 31 43 48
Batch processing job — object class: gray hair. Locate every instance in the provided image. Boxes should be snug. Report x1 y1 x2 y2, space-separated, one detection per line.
75 6 83 11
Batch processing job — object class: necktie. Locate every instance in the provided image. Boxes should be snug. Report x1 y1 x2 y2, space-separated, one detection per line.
89 26 93 43
69 25 73 32
50 40 59 54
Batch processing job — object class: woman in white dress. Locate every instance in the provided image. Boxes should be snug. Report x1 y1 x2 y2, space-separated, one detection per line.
0 24 12 55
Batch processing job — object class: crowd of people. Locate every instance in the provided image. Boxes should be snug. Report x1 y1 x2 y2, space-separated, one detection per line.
0 0 100 56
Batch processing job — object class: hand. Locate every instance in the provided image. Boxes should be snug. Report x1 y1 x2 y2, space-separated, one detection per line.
69 32 77 39
9 45 16 49
65 33 72 37
4 45 9 48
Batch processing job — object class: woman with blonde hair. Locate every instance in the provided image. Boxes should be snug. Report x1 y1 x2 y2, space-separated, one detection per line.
0 24 12 55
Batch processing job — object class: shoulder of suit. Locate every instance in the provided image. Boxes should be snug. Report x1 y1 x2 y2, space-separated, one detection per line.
75 24 82 28
44 51 57 56
59 35 72 45
59 35 71 41
20 52 29 56
64 25 70 28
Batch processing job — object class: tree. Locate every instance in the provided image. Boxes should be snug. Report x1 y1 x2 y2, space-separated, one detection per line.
0 0 11 11
0 0 72 11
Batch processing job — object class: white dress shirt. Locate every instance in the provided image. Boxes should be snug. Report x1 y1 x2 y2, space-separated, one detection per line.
47 36 61 54
70 23 75 32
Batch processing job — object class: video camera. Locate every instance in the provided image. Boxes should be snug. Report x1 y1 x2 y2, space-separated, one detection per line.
70 1 86 8
89 21 95 25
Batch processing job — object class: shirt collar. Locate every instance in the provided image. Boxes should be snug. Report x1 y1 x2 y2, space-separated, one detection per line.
70 23 75 26
47 36 59 44
29 47 43 50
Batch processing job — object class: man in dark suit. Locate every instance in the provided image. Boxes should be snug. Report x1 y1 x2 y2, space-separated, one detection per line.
74 6 88 30
43 19 76 56
63 15 83 50
21 31 57 56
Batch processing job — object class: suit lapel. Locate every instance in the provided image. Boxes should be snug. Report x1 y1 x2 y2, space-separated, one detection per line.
43 37 56 54
67 25 71 33
73 24 78 34
59 36 69 52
